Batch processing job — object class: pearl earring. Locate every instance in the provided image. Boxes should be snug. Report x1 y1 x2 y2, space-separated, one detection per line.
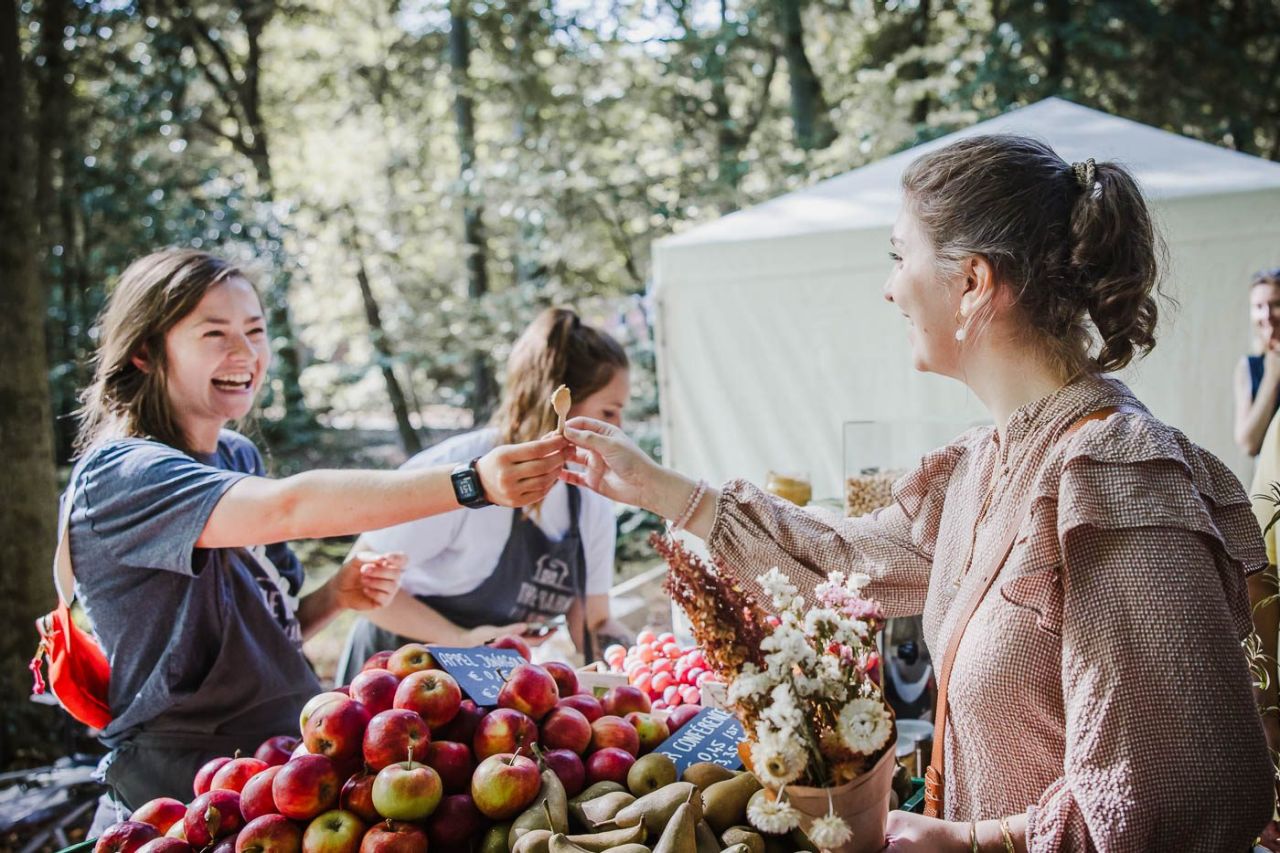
955 326 967 342
954 310 967 342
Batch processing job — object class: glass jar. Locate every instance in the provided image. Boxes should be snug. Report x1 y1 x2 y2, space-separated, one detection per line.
765 470 812 506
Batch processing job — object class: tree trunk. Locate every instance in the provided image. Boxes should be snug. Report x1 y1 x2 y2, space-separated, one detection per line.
1044 0 1069 96
775 0 836 149
449 2 496 421
0 0 60 767
352 238 422 457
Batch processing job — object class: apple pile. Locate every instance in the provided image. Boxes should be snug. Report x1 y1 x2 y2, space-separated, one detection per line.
93 639 711 853
602 630 721 711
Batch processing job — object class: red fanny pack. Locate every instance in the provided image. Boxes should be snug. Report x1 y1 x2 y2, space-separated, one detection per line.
29 484 112 730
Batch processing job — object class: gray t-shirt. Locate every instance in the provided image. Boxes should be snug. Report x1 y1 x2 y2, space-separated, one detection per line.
69 430 322 749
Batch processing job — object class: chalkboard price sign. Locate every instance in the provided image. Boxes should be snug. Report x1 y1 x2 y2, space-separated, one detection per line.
652 706 745 774
428 646 527 706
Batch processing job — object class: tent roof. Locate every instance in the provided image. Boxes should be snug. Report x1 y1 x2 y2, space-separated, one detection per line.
662 97 1280 248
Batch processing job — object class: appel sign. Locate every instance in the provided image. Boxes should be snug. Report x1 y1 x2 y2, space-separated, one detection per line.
428 646 527 705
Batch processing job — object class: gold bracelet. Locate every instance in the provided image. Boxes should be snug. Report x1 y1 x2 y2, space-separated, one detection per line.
999 817 1015 853
970 821 980 853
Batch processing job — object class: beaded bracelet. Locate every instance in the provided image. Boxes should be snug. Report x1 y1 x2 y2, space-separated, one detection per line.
669 479 708 531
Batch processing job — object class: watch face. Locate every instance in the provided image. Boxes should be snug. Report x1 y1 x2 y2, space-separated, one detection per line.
457 476 479 500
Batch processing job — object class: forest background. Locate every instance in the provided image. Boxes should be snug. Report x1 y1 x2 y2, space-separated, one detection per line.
1 0 1278 770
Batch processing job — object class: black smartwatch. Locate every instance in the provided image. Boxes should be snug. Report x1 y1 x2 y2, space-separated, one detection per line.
451 456 492 509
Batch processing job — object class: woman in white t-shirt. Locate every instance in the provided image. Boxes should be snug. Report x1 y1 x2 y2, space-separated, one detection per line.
337 308 631 680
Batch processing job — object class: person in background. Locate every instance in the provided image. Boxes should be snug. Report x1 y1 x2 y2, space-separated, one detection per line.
559 137 1274 851
71 249 569 820
336 307 632 683
1235 267 1280 457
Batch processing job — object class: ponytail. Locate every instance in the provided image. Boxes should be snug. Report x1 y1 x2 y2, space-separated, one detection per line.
1068 160 1162 373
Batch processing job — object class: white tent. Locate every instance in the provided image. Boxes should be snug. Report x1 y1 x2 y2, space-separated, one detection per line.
652 98 1280 501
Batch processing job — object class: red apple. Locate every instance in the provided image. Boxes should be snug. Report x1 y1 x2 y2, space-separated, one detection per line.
357 821 427 853
393 669 462 729
541 748 586 797
194 756 234 796
95 821 160 853
299 692 348 734
361 650 393 672
585 747 635 786
301 809 364 853
490 633 531 661
469 753 541 819
473 707 539 761
540 706 592 754
235 814 302 853
557 694 604 723
338 772 379 825
602 685 651 717
349 668 399 716
136 840 192 853
666 704 701 732
254 736 300 768
362 708 430 772
372 759 443 822
423 739 475 795
497 663 560 721
542 661 580 698
303 697 372 764
131 798 187 834
184 790 244 847
626 712 671 754
386 643 436 679
426 794 486 848
211 836 240 853
212 757 270 794
590 715 640 756
272 755 340 822
240 765 282 822
433 698 484 744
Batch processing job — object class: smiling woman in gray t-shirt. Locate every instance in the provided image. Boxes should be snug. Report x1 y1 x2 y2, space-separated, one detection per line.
67 249 571 817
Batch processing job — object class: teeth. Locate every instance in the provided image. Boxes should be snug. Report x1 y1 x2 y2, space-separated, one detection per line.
213 373 252 384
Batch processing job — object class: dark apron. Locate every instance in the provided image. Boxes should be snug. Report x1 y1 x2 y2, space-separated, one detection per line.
338 487 591 685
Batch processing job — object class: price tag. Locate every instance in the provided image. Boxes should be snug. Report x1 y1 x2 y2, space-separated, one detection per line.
652 706 745 774
428 646 526 706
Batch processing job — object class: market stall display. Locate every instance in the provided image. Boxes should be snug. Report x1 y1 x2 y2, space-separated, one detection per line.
601 632 723 712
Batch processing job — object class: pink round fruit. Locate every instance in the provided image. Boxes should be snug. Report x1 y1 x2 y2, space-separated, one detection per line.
211 757 269 794
239 765 281 821
636 630 656 645
131 798 187 834
183 790 243 847
679 685 701 705
253 735 299 768
557 693 604 723
589 715 640 757
585 747 636 786
652 672 675 694
94 821 160 853
193 757 233 797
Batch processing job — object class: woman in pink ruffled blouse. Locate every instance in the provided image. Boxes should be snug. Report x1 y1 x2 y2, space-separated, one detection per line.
560 135 1276 852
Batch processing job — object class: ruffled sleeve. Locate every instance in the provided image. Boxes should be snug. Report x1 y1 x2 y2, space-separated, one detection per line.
706 438 970 617
1024 413 1273 851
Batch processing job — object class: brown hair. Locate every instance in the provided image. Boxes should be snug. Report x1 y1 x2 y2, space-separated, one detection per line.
901 134 1164 376
76 248 259 458
491 307 629 447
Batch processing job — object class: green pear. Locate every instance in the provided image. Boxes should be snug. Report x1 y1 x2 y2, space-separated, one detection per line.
511 771 570 847
514 829 555 853
549 834 597 853
719 827 763 853
628 753 679 796
480 822 512 853
701 774 762 834
720 845 751 853
651 795 700 853
611 782 701 834
681 763 735 792
601 846 651 853
563 824 647 852
571 791 637 831
694 820 721 853
571 781 628 805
